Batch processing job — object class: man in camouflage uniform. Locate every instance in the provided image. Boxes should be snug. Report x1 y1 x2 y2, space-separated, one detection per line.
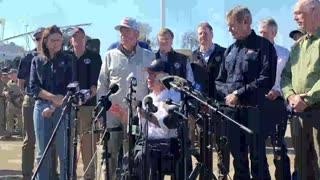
0 70 8 136
1 69 23 139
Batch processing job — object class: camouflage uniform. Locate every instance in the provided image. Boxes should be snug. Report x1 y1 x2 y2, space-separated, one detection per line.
0 79 7 136
3 80 23 135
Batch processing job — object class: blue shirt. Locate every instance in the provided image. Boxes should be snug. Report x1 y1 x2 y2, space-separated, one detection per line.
30 51 73 98
17 49 37 96
200 43 215 64
107 40 151 51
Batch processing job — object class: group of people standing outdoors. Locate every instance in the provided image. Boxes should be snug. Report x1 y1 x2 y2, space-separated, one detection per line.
1 0 320 180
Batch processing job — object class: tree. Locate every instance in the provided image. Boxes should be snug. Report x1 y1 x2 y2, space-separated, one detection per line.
137 22 152 42
148 36 158 49
181 31 198 51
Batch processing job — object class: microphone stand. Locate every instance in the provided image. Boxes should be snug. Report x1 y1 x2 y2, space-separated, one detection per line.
65 96 72 180
178 91 191 180
171 83 253 134
93 97 112 180
124 77 137 180
143 101 154 180
164 83 253 180
71 103 80 180
189 111 217 180
32 94 74 180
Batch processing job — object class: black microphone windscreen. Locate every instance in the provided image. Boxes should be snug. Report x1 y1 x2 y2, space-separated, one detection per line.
165 104 179 114
109 83 119 94
143 96 158 113
132 115 139 125
143 96 153 107
160 75 192 90
165 98 173 105
173 76 192 87
136 100 143 109
160 76 175 89
163 114 178 129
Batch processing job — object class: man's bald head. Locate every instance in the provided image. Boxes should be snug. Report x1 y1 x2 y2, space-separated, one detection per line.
294 0 320 33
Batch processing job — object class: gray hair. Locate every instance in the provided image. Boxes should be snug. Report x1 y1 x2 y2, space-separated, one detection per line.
226 6 252 24
259 18 278 34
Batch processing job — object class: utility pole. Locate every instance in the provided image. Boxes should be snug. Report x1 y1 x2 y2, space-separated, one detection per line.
0 18 5 41
24 24 30 50
160 0 165 29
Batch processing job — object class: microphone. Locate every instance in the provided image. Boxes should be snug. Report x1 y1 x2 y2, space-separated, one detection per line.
126 72 135 81
163 104 187 129
164 104 187 120
165 104 180 114
160 76 175 89
126 72 137 87
75 89 92 105
136 100 143 109
143 96 158 113
62 91 74 104
136 100 143 115
160 75 192 91
104 83 119 97
132 115 140 135
165 98 180 107
95 83 119 111
131 100 142 135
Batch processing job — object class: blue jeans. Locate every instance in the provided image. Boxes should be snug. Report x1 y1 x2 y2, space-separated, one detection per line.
33 100 68 180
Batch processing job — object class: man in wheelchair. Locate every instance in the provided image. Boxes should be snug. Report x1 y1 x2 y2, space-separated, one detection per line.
132 60 182 180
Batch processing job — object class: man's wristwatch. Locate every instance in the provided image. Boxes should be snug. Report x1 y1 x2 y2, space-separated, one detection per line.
50 105 56 111
232 90 239 96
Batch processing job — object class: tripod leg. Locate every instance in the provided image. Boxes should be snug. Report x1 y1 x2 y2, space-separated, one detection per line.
188 163 202 180
204 166 218 180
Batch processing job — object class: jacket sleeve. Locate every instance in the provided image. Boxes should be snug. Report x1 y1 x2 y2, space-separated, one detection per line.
91 53 103 87
215 49 229 100
29 57 42 98
280 55 295 100
96 53 110 101
17 54 32 80
186 57 195 84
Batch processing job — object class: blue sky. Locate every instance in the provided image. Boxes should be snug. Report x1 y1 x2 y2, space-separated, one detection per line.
0 0 298 56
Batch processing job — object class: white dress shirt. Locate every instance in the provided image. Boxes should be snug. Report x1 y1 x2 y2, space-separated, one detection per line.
140 88 181 139
273 44 290 94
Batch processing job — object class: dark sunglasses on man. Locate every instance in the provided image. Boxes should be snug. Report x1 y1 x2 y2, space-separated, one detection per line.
35 37 41 41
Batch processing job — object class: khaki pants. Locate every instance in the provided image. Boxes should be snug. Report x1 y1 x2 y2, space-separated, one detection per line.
188 115 197 147
21 95 35 179
291 116 320 180
78 106 99 180
6 101 22 134
0 96 6 135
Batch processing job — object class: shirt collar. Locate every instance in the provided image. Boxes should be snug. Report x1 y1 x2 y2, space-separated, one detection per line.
159 48 174 56
200 43 215 54
235 30 257 48
305 27 320 40
117 43 137 58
